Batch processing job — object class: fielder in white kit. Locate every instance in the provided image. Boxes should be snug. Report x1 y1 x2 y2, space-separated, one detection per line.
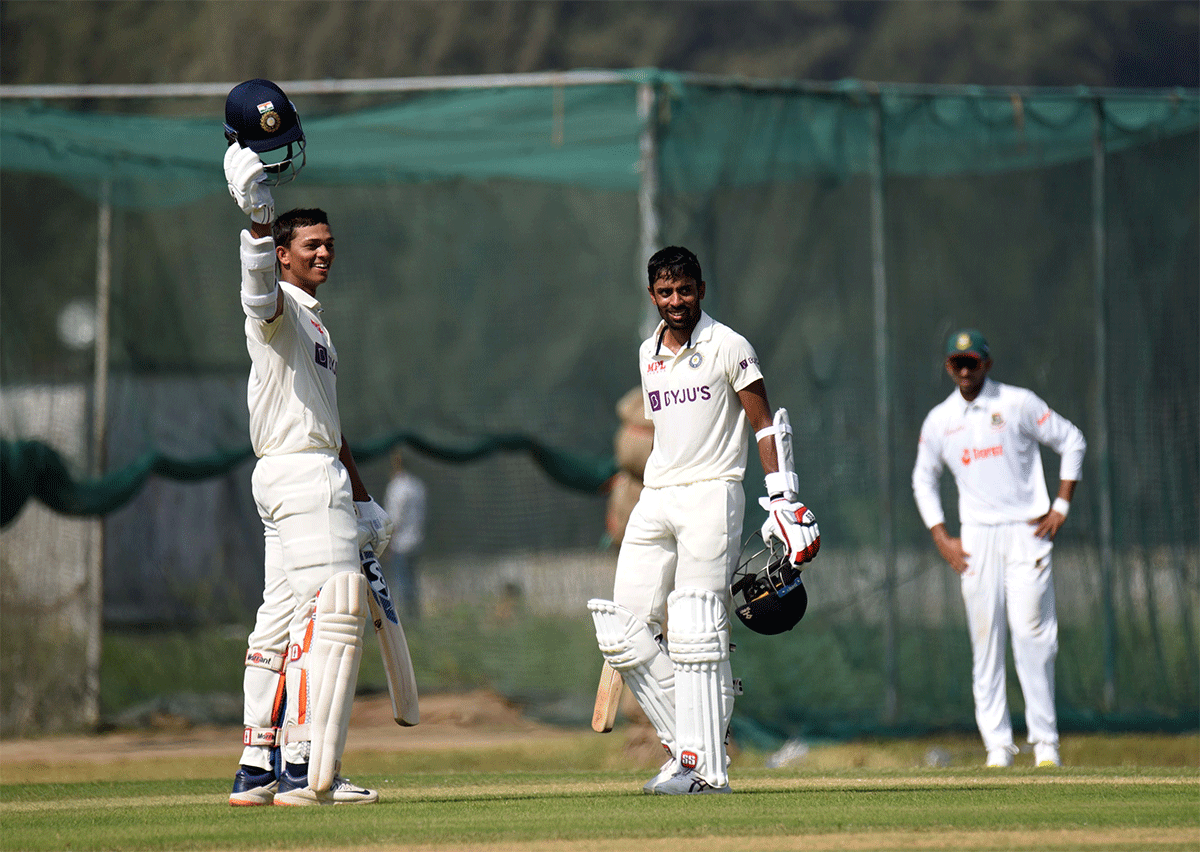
912 329 1086 768
222 79 392 806
589 246 820 794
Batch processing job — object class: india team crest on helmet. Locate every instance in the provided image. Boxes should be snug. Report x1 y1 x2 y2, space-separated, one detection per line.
257 101 283 134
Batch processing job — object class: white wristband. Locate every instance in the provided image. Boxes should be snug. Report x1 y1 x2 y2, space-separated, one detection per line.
1051 497 1070 518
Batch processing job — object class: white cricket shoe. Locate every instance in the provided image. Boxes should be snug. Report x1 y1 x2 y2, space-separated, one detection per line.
1034 743 1062 767
229 765 277 806
653 767 731 795
985 746 1016 767
273 764 378 806
642 756 680 794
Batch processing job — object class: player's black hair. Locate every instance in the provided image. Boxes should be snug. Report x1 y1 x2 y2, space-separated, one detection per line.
647 246 702 288
273 207 330 249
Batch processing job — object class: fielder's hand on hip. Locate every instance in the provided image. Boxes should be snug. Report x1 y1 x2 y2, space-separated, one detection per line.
760 496 821 566
223 145 275 224
355 498 394 555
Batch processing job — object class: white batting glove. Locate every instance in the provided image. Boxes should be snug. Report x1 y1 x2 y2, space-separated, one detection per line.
223 144 275 224
760 496 821 567
355 498 394 556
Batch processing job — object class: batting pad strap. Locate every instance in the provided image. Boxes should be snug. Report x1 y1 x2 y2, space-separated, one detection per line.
282 723 311 745
244 648 285 673
243 725 278 747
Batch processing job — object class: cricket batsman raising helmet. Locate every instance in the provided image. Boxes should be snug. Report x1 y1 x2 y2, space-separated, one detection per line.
589 246 820 795
224 79 396 807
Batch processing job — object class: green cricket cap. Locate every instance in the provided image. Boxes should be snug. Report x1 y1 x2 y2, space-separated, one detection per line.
945 329 989 360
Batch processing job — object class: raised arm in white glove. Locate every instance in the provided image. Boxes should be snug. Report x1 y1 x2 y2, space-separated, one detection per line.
355 498 394 556
760 495 821 567
223 144 275 224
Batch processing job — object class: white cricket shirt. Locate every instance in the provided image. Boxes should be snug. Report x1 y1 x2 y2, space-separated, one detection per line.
639 311 764 488
912 378 1086 528
245 281 342 457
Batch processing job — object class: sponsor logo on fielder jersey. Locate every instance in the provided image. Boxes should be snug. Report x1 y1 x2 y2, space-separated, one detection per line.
647 359 666 374
739 356 759 370
961 445 1004 465
647 385 711 412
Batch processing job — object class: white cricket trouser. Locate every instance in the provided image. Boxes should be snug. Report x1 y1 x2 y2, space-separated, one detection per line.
239 449 359 769
960 521 1059 753
613 479 745 631
614 480 743 786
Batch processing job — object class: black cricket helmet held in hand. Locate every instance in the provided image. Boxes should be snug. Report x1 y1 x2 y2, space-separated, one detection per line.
730 531 808 635
224 78 306 184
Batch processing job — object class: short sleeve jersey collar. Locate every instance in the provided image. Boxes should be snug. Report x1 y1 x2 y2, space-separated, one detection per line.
280 280 322 314
653 311 715 357
954 377 998 414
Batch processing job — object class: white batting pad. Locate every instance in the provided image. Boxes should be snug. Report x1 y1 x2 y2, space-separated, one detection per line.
588 598 677 754
306 571 368 792
667 587 732 787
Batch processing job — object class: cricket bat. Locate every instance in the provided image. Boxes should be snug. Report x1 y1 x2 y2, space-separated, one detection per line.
591 661 623 733
360 547 420 727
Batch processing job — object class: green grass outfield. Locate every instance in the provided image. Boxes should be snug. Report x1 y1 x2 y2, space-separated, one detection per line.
2 733 1197 852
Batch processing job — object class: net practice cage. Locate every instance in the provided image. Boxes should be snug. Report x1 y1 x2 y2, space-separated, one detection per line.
2 69 1196 740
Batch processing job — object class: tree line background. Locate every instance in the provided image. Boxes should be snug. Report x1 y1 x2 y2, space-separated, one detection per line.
3 0 1197 96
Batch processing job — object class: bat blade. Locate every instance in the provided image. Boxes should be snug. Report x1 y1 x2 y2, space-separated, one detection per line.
360 548 419 726
591 662 623 733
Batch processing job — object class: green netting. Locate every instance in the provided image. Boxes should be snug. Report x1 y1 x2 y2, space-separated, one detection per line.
1 72 1196 739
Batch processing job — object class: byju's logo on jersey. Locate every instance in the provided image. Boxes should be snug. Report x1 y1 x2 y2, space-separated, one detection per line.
314 342 337 374
648 386 711 412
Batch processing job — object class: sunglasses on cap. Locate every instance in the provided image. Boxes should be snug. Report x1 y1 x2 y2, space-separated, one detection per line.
947 354 984 370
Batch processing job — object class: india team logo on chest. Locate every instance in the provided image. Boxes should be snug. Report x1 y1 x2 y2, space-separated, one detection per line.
688 352 703 369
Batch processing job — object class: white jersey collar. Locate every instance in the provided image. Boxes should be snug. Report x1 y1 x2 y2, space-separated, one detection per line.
955 377 998 412
280 280 322 313
653 310 715 356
